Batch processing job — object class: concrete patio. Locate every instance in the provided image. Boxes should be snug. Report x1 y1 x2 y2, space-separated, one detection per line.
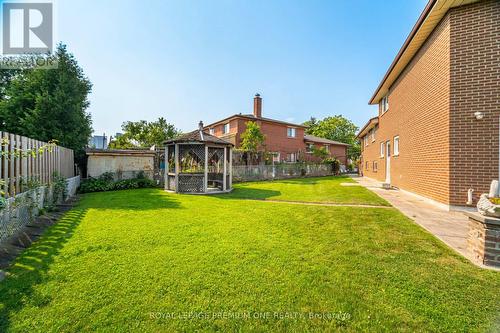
352 176 472 262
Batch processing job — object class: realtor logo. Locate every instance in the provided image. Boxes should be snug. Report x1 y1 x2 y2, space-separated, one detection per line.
2 2 53 54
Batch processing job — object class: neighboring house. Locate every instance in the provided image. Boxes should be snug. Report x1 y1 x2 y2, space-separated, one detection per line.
357 0 499 209
89 135 108 149
205 94 349 165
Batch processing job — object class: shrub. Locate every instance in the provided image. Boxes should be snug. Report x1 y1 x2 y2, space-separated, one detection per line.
324 157 340 175
79 177 114 193
79 174 156 194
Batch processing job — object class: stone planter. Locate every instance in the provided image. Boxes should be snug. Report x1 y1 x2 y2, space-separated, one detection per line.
477 194 500 218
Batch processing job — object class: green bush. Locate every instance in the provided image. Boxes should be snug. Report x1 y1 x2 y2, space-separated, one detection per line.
324 157 341 175
79 173 156 194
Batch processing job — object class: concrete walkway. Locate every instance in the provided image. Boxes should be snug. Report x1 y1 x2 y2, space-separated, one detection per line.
352 176 471 260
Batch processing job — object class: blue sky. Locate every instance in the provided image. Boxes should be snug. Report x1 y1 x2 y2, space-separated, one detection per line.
58 0 427 136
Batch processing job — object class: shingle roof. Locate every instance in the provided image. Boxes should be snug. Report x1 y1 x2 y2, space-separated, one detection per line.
165 129 233 145
204 114 307 129
303 135 350 146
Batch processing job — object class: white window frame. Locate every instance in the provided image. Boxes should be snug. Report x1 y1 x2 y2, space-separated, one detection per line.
394 136 399 156
209 128 215 135
324 144 330 151
380 142 385 157
287 127 296 138
223 123 230 134
306 143 314 153
371 128 376 142
381 96 389 114
364 136 368 147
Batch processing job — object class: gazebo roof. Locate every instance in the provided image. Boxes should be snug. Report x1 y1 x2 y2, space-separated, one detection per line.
165 122 233 146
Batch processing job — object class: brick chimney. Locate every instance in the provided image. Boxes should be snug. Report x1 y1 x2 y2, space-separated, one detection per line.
253 93 262 118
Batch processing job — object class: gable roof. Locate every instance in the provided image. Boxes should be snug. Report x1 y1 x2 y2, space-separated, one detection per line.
369 0 479 104
204 114 307 129
356 117 379 139
165 130 233 145
304 135 350 146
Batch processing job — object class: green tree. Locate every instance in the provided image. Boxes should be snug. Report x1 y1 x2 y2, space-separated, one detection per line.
0 44 92 164
109 117 179 148
239 121 265 164
312 146 329 160
304 115 360 160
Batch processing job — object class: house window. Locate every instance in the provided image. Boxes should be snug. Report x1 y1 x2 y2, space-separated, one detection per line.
324 144 330 151
272 152 280 162
381 96 389 113
373 161 378 172
380 142 384 157
306 143 314 153
394 136 399 156
371 128 376 142
380 96 389 113
365 161 369 170
364 136 368 147
223 123 230 134
287 127 296 138
287 153 297 162
209 128 215 135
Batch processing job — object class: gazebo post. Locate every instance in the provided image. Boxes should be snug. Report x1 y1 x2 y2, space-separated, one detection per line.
229 146 233 190
204 145 208 192
164 145 169 190
174 143 179 193
223 146 227 191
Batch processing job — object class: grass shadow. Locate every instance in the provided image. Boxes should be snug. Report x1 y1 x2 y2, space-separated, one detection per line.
0 208 87 332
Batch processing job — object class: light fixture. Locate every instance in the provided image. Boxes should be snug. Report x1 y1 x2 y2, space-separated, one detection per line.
474 111 484 120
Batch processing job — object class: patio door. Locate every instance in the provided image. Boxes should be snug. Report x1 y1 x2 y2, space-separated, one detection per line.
385 141 391 184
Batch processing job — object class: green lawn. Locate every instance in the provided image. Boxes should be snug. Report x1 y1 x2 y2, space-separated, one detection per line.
0 180 499 332
226 176 390 206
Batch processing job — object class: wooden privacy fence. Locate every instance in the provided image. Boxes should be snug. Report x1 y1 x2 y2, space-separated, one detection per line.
0 131 75 197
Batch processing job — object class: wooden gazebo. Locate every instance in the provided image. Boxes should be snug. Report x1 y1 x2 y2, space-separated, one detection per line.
164 122 233 194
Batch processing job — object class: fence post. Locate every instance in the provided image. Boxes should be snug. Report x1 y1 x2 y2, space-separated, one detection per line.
9 133 14 196
2 133 8 197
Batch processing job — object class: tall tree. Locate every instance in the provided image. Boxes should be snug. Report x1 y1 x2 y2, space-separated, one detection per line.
108 118 179 148
239 121 265 164
0 44 93 162
304 115 360 160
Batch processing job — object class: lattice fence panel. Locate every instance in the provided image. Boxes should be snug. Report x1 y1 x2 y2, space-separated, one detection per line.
178 174 204 193
179 145 205 173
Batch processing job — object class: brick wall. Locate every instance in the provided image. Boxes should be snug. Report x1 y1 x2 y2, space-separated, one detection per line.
304 143 348 165
361 13 451 204
467 214 500 268
449 0 500 205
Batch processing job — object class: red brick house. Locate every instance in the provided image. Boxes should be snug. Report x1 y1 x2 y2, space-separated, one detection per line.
357 0 499 209
205 94 349 165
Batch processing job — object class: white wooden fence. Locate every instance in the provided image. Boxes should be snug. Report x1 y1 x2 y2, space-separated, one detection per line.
0 131 75 197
